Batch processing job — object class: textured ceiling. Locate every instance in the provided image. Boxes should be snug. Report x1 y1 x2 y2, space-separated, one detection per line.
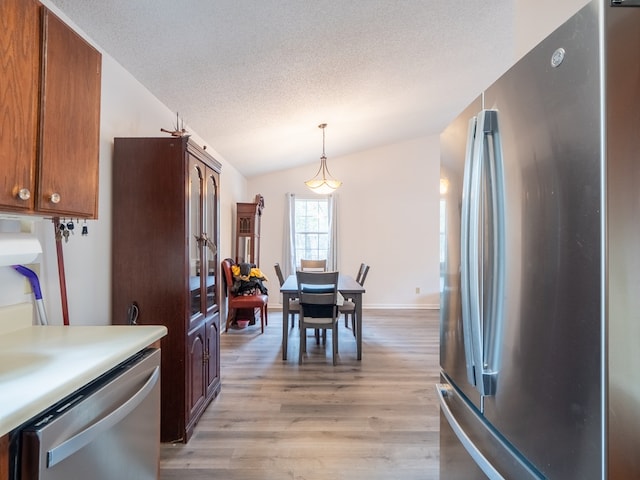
47 0 516 177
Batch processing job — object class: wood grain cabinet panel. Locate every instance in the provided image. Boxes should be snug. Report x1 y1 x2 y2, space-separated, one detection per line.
0 0 41 211
187 323 207 423
37 8 101 218
0 1 101 218
205 314 221 399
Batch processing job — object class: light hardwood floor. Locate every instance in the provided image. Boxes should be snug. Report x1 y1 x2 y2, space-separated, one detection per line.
160 309 441 480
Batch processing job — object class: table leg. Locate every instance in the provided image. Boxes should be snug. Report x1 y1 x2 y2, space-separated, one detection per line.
282 293 291 360
354 293 363 360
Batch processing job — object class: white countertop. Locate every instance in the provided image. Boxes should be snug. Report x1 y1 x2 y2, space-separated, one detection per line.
0 324 167 435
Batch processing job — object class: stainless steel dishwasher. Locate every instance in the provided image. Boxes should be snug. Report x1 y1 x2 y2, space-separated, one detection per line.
13 347 161 479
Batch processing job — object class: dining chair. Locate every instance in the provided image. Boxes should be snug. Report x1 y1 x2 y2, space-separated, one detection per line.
221 258 268 333
340 263 369 335
297 270 340 365
274 262 300 328
300 259 327 272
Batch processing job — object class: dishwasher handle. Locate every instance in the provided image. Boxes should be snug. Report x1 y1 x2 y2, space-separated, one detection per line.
47 366 160 468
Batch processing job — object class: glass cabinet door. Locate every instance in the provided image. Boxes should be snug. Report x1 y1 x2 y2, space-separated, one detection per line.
189 159 204 318
237 235 253 264
204 169 219 312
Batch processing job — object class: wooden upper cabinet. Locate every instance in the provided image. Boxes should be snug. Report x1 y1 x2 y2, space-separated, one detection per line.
0 0 40 211
0 2 102 218
38 8 102 218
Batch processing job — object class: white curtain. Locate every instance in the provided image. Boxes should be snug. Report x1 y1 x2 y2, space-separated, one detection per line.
326 194 338 271
283 193 338 277
283 193 296 277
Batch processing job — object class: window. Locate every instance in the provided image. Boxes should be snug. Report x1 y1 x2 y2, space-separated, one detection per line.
283 193 337 276
294 197 329 264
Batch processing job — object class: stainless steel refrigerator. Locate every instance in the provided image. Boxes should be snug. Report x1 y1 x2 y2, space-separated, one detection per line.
438 1 640 478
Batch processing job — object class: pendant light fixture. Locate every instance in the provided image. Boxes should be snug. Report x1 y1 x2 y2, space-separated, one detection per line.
304 123 342 194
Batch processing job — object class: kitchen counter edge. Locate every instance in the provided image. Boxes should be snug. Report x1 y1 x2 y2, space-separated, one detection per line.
0 325 167 435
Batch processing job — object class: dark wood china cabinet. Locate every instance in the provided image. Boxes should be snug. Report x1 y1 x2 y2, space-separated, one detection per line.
112 137 221 443
235 195 264 266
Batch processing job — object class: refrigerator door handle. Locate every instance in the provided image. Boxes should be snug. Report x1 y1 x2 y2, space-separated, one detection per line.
460 115 479 387
467 110 484 395
46 366 160 468
437 383 506 480
468 109 505 397
483 109 506 397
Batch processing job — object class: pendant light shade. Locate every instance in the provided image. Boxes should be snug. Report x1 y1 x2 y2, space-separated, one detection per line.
305 123 342 194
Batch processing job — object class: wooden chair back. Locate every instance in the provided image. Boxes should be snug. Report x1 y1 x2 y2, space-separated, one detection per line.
300 259 327 272
296 270 340 365
221 258 234 296
274 262 285 286
356 263 370 286
296 270 339 318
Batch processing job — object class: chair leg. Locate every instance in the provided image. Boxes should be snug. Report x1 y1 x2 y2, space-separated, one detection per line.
351 313 356 336
225 308 235 332
344 311 356 335
332 323 338 366
299 325 305 364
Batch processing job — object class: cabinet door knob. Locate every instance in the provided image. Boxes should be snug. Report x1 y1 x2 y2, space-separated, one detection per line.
17 188 31 201
50 192 61 204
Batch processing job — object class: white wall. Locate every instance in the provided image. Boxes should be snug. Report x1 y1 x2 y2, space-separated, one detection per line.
248 0 591 312
248 135 441 309
0 0 593 323
514 0 590 60
0 1 248 326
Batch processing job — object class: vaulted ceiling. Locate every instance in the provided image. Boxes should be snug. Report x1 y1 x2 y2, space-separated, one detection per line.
48 1 517 177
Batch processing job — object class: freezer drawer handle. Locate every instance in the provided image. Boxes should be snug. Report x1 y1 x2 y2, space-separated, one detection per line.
437 383 506 480
46 366 160 468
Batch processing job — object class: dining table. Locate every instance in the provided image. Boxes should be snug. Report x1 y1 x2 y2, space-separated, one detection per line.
280 273 365 361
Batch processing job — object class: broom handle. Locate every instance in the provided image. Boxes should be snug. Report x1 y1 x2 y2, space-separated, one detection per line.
53 218 70 326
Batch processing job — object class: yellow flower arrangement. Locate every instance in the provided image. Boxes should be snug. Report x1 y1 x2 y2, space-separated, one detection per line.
231 264 268 282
